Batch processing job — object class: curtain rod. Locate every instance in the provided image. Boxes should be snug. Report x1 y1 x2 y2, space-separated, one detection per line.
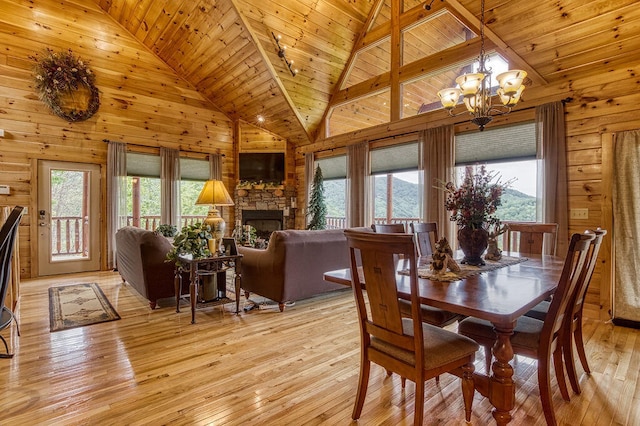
102 139 225 157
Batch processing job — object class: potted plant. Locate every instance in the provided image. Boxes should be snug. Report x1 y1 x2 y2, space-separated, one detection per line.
155 224 177 238
166 222 213 267
441 165 512 265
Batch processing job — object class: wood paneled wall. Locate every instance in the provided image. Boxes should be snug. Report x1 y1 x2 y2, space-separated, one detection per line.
0 0 234 278
296 63 640 320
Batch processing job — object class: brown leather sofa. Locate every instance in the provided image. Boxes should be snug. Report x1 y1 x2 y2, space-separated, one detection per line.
115 226 186 309
238 228 368 311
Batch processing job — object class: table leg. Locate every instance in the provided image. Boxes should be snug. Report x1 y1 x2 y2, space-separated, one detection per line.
175 270 181 313
234 259 241 314
190 273 197 324
489 322 516 425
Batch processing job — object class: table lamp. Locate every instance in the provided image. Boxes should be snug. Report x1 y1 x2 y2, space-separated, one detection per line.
195 179 234 254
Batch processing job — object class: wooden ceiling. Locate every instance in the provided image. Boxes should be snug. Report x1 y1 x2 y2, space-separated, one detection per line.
94 0 640 146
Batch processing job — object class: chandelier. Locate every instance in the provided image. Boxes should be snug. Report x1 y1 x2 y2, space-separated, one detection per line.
437 0 526 131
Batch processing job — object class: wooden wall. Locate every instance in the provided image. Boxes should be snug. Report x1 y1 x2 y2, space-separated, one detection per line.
0 0 234 278
296 62 640 320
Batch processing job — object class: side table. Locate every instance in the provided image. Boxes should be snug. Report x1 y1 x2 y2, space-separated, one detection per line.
174 253 243 324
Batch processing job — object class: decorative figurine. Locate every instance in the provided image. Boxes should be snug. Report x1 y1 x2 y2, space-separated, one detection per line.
431 237 460 274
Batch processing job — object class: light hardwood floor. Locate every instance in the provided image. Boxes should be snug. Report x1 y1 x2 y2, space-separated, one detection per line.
1 271 639 425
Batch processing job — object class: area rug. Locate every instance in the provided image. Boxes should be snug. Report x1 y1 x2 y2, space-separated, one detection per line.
49 283 120 332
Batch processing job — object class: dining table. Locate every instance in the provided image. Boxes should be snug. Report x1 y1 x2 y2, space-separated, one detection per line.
323 252 565 426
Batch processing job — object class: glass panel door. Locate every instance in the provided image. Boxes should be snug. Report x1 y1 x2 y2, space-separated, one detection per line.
37 160 101 276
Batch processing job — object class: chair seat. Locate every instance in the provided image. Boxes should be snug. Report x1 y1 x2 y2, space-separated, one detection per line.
525 300 551 321
0 307 13 329
372 318 478 369
458 315 544 352
398 299 462 327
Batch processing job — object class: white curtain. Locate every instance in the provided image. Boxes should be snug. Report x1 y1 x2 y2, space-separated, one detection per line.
160 147 181 227
419 125 456 245
107 141 127 269
346 142 371 228
304 153 314 227
536 101 569 256
613 130 640 325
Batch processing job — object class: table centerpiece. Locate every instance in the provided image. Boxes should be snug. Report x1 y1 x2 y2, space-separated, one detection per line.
442 165 511 266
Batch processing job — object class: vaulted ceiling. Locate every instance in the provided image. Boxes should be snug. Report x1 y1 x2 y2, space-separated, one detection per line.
94 0 640 147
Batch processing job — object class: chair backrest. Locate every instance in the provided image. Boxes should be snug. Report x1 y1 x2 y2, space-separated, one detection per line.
504 222 559 255
570 229 607 320
540 232 594 347
410 222 438 257
344 230 423 362
0 206 24 310
371 223 405 233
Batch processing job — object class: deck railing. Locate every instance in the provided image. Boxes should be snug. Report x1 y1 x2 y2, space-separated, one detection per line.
51 215 420 257
50 215 205 257
326 216 420 230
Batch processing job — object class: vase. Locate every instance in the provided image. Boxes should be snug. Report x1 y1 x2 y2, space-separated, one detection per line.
458 226 489 266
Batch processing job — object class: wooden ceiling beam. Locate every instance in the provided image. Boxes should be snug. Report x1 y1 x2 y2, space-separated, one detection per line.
227 0 312 144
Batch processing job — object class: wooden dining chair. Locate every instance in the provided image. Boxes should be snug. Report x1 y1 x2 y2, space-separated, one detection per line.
457 232 595 426
343 230 478 425
503 222 559 255
525 229 607 395
410 222 438 257
373 222 460 328
0 206 24 359
371 223 406 233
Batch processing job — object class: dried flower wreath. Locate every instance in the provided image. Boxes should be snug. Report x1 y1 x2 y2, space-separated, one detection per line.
31 48 100 122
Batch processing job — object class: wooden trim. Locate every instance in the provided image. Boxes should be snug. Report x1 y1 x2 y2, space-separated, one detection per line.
29 158 38 278
600 132 615 320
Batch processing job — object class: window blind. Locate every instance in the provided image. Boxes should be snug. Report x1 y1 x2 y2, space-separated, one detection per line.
455 122 536 165
370 142 419 174
126 153 209 180
316 155 347 180
126 153 159 178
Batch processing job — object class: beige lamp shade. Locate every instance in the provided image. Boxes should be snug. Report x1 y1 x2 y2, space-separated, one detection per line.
195 180 234 207
195 180 234 254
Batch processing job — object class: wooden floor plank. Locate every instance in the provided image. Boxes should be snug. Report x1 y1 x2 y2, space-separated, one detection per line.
0 271 639 425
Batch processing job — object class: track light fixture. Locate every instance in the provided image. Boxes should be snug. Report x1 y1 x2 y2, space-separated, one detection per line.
271 32 298 77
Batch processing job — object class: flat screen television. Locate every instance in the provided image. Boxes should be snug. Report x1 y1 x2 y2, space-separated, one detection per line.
239 152 285 183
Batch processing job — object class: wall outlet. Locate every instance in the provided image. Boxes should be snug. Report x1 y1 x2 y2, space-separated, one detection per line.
570 208 589 219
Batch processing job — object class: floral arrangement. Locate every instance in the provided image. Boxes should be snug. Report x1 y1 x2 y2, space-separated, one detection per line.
31 48 100 122
442 165 512 229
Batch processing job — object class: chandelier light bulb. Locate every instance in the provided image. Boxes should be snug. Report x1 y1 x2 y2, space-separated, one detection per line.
497 85 525 106
435 0 525 130
496 70 527 94
455 73 486 96
437 88 461 109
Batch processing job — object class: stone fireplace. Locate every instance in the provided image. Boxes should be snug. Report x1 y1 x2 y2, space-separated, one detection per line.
242 210 283 240
234 186 296 239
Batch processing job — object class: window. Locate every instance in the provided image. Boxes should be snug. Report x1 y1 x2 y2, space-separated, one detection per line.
125 152 210 230
370 142 420 225
455 122 537 222
316 155 347 229
179 157 210 227
126 153 162 230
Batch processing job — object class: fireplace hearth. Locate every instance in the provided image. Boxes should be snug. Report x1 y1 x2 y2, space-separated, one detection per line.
242 210 283 240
